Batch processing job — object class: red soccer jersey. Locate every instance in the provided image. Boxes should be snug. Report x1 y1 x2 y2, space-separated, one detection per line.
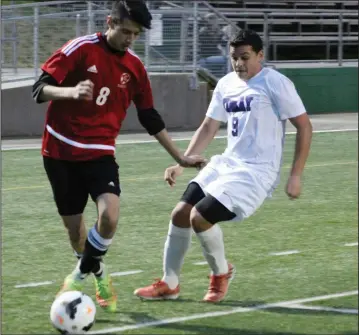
41 32 154 161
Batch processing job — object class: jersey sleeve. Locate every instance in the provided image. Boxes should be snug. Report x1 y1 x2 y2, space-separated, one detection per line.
41 41 81 84
206 81 228 123
133 66 154 110
269 73 307 120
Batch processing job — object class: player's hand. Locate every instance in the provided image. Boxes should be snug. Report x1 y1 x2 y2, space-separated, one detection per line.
72 80 94 101
285 175 302 200
178 155 207 169
164 165 184 187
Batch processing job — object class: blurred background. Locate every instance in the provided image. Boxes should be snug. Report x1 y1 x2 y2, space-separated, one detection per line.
1 0 358 137
1 0 357 82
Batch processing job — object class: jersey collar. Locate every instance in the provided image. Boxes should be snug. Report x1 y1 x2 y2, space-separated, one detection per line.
100 32 126 57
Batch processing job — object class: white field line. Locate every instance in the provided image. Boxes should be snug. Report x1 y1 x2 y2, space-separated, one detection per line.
1 128 358 151
281 303 358 315
274 290 358 306
197 249 300 263
14 270 142 288
14 281 54 288
344 242 358 247
269 250 301 256
89 290 358 334
110 270 143 277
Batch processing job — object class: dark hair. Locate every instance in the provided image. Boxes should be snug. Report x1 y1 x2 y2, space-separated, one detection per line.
229 29 263 53
111 0 152 29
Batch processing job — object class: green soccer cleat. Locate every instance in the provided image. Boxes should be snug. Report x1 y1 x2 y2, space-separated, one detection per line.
56 274 84 297
94 265 117 313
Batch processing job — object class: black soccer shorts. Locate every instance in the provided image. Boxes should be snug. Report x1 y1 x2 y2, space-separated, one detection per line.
43 155 121 216
180 182 236 224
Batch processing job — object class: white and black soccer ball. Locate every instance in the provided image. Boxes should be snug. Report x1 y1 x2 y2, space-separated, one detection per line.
50 291 96 334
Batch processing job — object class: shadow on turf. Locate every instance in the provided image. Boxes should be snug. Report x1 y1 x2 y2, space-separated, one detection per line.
150 324 359 335
95 302 357 331
264 306 359 317
95 314 358 335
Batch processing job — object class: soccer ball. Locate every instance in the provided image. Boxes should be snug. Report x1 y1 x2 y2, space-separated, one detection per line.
50 291 96 334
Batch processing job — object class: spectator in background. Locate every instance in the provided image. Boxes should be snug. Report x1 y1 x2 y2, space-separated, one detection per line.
198 13 228 76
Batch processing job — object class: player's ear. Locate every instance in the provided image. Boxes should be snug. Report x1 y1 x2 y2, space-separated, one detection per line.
107 15 113 28
257 49 264 61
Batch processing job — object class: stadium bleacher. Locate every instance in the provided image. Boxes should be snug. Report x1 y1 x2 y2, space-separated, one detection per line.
204 0 358 61
209 1 358 10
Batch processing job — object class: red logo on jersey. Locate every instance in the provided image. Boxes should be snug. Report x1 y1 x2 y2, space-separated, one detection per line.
120 73 131 85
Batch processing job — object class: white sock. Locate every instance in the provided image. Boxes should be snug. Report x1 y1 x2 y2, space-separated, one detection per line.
72 260 87 280
73 259 104 280
162 221 192 289
196 225 228 275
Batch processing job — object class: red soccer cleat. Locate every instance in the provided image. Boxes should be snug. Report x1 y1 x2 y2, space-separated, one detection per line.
134 280 180 300
203 263 236 303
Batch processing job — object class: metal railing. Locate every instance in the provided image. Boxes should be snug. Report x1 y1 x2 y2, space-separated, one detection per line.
1 0 358 84
1 1 204 86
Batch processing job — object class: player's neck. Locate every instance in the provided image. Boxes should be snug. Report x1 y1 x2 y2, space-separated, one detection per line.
244 66 263 81
104 32 126 55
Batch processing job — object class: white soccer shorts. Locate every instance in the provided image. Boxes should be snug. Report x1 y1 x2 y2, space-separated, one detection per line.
191 154 276 222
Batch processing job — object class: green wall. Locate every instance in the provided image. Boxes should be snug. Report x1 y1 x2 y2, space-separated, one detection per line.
278 67 358 114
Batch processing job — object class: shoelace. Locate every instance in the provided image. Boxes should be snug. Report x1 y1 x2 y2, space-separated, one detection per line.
152 278 166 289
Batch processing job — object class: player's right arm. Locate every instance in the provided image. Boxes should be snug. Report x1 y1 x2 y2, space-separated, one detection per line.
32 43 93 103
33 73 94 102
133 63 206 168
165 81 227 186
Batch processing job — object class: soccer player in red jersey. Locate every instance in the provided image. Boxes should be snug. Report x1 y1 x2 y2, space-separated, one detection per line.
32 0 205 312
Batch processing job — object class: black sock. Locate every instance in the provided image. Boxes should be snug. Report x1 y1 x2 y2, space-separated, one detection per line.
79 226 111 276
73 248 104 277
92 260 104 277
79 240 107 275
74 250 103 277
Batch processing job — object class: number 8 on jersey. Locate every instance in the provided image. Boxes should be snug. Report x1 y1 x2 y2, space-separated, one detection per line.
96 87 111 106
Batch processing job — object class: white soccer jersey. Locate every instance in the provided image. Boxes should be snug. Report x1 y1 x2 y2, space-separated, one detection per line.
207 67 307 181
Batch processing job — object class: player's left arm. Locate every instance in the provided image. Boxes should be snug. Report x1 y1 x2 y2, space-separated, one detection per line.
288 112 313 178
286 112 313 199
134 67 205 168
272 74 313 199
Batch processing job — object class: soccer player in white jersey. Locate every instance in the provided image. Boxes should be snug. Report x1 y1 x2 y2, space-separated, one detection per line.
134 29 313 303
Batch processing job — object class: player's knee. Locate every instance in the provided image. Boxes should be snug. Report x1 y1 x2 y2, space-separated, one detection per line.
98 208 119 236
171 202 192 228
190 207 211 233
62 214 83 229
96 194 119 236
62 214 84 239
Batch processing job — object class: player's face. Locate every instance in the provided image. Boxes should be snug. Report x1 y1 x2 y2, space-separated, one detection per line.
230 45 264 81
106 17 142 51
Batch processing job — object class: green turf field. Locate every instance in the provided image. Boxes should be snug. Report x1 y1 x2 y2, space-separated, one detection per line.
2 131 358 334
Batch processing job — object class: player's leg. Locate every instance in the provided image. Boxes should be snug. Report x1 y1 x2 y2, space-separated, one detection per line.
78 193 119 276
160 157 226 293
163 182 207 288
61 214 87 257
43 156 89 292
78 155 120 312
43 157 89 255
192 165 271 303
191 194 236 303
134 182 206 300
